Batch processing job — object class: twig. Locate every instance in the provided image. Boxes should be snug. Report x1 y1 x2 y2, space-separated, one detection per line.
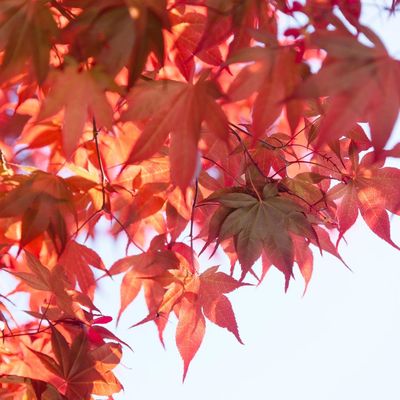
93 118 107 211
37 296 53 333
230 127 270 180
201 155 243 185
50 1 76 20
112 213 145 254
189 180 199 270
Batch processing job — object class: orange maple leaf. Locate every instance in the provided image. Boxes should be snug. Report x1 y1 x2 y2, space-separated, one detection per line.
121 77 229 188
0 171 76 252
58 241 107 300
329 152 400 248
30 327 122 400
37 62 114 157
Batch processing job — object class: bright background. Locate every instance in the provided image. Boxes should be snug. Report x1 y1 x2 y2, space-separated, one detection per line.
92 3 400 399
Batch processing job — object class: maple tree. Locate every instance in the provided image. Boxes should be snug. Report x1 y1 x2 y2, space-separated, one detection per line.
0 0 399 398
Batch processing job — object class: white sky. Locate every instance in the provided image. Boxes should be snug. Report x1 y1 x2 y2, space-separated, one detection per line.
92 3 400 399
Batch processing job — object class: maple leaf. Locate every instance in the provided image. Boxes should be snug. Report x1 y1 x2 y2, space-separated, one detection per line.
198 266 245 342
113 182 167 232
176 293 205 381
1 0 400 395
112 243 246 379
11 252 83 318
171 12 223 80
122 77 229 188
203 184 317 279
172 264 247 380
30 326 122 400
197 0 277 57
0 171 76 252
61 0 170 86
328 153 400 248
228 45 305 136
125 245 246 378
0 0 58 83
58 241 107 300
18 120 63 152
0 375 65 400
109 249 179 323
294 27 400 153
36 61 114 157
129 260 246 380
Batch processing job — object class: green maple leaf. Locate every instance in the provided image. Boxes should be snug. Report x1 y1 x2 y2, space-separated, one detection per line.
203 184 316 279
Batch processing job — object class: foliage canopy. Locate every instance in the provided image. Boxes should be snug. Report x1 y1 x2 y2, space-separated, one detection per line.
0 0 400 398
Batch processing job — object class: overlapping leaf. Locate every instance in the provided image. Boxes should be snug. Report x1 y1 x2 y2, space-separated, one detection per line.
122 77 229 188
171 12 223 80
11 252 85 318
0 375 65 400
1 0 400 395
37 62 114 157
197 0 277 57
0 171 76 251
203 183 317 280
329 153 400 248
295 27 400 153
0 0 58 83
109 249 179 323
58 241 107 299
228 46 305 136
30 327 122 400
61 0 169 85
112 244 246 379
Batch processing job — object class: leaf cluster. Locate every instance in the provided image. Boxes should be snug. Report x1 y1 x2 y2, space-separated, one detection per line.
0 0 399 397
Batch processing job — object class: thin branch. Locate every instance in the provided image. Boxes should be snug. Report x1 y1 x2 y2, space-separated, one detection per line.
230 127 270 180
2 322 57 339
37 296 53 333
229 123 278 150
112 213 145 254
201 155 243 185
50 1 76 20
93 118 107 211
189 180 199 270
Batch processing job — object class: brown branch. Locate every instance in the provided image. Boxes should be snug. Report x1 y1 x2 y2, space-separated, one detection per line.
230 127 270 180
50 1 76 20
189 180 199 270
71 120 145 254
37 296 53 333
112 213 145 254
201 155 243 185
93 118 107 211
2 322 58 339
